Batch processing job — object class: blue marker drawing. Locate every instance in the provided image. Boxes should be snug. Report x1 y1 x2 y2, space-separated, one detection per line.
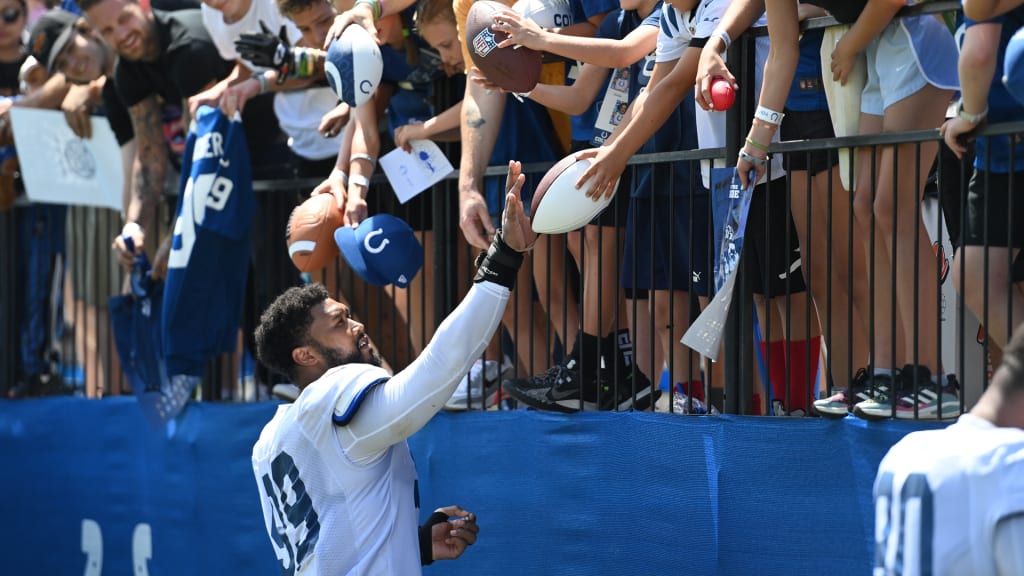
418 150 436 173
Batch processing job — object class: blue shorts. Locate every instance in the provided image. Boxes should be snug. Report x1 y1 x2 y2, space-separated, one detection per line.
861 16 958 115
621 189 711 296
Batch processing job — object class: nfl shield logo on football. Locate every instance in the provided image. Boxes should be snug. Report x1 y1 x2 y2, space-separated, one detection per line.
473 28 498 57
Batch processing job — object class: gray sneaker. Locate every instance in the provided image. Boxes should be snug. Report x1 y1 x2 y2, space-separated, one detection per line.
444 357 512 411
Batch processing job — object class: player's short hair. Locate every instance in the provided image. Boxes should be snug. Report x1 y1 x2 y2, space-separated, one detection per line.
277 0 329 19
255 283 329 382
413 0 456 30
994 324 1024 394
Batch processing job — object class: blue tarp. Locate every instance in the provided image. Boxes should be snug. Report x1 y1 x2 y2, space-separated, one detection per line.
0 398 945 575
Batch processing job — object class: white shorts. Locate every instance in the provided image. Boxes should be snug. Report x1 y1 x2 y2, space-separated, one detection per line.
861 15 959 115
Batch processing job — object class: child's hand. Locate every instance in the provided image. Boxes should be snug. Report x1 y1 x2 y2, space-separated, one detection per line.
830 38 858 86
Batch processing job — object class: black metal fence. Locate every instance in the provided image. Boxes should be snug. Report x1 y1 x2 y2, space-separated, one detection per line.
1 2 1016 420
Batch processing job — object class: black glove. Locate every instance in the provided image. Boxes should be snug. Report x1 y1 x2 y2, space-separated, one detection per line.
235 21 292 83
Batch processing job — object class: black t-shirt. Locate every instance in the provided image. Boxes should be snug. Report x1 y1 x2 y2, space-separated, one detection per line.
101 80 134 146
0 56 25 96
801 0 866 24
115 9 232 108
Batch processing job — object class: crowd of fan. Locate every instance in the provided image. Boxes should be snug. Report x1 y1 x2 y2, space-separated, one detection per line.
4 0 1023 422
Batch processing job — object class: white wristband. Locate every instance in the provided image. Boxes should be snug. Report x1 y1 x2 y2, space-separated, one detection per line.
257 73 269 95
330 167 348 187
754 105 784 126
350 174 370 189
349 153 377 167
121 222 142 238
712 28 731 53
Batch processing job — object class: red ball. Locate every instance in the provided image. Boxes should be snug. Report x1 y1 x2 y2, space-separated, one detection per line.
286 194 344 272
710 78 736 111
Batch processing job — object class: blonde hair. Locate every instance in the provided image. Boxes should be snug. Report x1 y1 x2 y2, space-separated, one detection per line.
413 0 456 30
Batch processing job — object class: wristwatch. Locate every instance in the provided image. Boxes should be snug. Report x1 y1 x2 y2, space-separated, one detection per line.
957 99 988 124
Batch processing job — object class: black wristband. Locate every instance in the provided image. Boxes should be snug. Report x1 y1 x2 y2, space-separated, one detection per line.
473 229 524 289
418 511 449 566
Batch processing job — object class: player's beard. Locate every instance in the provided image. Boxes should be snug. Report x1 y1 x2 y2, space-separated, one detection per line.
314 341 382 369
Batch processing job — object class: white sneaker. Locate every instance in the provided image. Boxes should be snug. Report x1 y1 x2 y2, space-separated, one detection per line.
445 357 512 411
672 391 719 415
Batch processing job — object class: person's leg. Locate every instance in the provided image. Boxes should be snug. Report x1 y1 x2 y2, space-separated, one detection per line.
956 246 1024 349
531 233 579 359
875 84 954 375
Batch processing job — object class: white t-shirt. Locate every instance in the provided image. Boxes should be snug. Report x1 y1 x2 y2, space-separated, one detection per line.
201 2 341 161
657 0 782 189
874 413 1024 575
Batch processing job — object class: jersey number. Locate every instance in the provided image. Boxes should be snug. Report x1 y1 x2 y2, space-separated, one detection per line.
167 173 234 269
261 452 321 576
874 472 934 575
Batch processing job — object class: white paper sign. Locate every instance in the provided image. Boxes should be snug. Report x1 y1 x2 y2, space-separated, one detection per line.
379 139 454 204
9 107 123 210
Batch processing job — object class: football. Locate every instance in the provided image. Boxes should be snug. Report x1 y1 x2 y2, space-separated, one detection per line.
287 194 344 272
466 0 542 93
530 152 616 234
324 24 383 108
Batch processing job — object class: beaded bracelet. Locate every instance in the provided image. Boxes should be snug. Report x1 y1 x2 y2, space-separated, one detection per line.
744 137 770 153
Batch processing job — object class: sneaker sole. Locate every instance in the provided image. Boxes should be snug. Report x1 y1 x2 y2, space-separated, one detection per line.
609 388 660 411
812 404 850 419
503 384 578 413
853 403 893 421
894 399 962 420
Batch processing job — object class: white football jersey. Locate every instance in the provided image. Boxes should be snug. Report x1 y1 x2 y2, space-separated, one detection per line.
873 414 1024 575
253 364 421 576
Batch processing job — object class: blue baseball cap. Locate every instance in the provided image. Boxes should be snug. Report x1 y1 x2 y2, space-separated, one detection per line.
334 214 423 288
1004 27 1024 107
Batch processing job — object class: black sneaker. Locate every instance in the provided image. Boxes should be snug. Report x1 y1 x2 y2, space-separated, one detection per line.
502 359 604 412
813 367 880 419
601 368 660 411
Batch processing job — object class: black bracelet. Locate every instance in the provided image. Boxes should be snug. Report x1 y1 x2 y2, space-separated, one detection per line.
473 229 524 289
418 511 449 566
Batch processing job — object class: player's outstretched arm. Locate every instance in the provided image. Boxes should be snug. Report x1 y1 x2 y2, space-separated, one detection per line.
339 163 534 461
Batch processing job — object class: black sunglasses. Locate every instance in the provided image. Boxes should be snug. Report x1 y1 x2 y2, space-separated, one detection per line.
1 7 21 24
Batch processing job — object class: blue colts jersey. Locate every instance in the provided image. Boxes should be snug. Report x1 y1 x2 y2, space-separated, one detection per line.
163 106 254 377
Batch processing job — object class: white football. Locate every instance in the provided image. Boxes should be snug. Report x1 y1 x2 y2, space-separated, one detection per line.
512 0 573 30
324 24 383 108
530 153 616 234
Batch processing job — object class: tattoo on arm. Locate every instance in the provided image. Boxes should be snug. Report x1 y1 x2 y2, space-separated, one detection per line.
466 117 485 129
127 95 169 230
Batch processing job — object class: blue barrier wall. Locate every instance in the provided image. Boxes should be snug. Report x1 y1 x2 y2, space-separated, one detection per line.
0 398 944 575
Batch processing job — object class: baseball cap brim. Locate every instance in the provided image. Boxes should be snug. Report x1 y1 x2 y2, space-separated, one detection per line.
334 225 390 286
45 24 76 74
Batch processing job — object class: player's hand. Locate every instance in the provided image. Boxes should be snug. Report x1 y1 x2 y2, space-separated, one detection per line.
393 122 425 152
236 22 293 83
939 116 981 160
696 47 736 111
151 235 172 281
429 506 479 562
61 83 99 139
829 37 857 86
500 160 537 252
574 146 625 200
492 9 547 51
319 102 350 139
460 188 495 250
112 228 144 270
311 174 347 211
343 190 368 227
324 2 378 49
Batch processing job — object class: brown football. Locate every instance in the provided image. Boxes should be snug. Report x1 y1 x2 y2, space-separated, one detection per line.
286 194 344 272
465 0 543 93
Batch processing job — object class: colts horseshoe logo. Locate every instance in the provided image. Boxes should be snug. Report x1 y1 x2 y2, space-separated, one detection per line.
363 228 389 254
360 79 373 94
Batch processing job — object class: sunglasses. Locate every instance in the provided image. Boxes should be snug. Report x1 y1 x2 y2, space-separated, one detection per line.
0 7 21 24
